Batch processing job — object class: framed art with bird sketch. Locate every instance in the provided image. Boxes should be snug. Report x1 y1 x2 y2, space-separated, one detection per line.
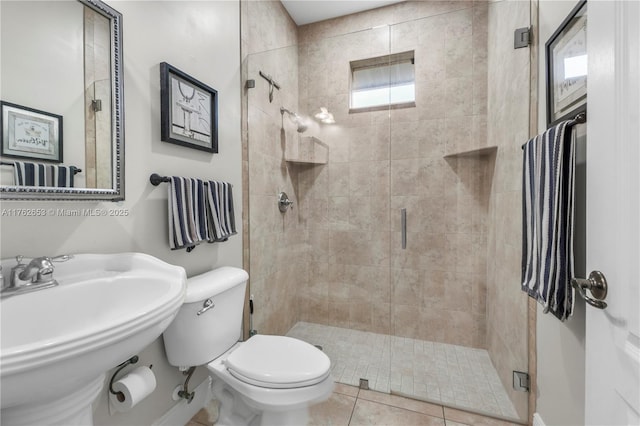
160 62 218 153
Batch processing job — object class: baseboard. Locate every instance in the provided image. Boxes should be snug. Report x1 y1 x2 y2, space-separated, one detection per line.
152 377 212 426
533 412 546 426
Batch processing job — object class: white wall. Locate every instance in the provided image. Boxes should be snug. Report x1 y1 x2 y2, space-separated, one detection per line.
0 1 242 425
0 1 85 184
535 1 586 425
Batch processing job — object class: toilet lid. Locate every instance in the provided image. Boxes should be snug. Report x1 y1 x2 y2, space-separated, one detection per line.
224 335 331 389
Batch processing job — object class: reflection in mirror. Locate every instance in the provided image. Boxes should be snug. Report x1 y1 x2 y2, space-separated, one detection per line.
0 0 123 201
84 7 113 189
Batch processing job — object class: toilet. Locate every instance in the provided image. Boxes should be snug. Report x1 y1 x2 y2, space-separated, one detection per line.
162 267 334 426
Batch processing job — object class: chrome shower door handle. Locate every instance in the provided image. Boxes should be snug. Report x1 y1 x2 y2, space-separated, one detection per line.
572 271 608 309
401 208 407 250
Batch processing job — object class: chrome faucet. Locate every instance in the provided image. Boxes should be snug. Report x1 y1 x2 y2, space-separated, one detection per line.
1 255 72 299
19 256 56 285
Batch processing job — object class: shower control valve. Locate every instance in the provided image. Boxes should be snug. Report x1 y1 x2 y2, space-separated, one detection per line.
278 192 294 213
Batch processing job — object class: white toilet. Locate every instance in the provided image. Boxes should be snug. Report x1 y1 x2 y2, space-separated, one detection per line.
162 267 334 426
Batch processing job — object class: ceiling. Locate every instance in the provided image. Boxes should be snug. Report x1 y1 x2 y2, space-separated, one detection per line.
280 0 406 26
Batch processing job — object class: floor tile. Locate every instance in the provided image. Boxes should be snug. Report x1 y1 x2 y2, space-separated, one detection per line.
357 390 444 419
287 322 520 420
190 401 218 426
350 399 446 426
334 383 360 397
443 407 523 426
188 387 523 426
309 392 357 426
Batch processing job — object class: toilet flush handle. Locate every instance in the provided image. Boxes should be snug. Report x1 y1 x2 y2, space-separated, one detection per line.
197 299 215 316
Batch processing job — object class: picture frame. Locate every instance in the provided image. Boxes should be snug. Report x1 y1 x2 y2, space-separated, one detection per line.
1 101 63 163
545 0 587 127
160 62 218 153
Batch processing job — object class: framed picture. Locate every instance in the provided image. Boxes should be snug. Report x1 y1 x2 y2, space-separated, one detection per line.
160 62 218 153
1 101 63 162
546 0 587 127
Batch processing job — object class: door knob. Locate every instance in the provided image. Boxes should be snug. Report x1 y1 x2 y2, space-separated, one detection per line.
571 271 608 309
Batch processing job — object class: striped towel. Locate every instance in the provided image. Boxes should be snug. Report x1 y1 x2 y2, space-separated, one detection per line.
205 180 237 242
168 177 209 251
521 120 576 321
13 161 77 187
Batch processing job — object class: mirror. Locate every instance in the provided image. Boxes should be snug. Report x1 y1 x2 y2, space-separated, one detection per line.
0 0 124 201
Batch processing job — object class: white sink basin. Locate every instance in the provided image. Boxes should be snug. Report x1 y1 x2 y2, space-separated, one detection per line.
0 253 186 425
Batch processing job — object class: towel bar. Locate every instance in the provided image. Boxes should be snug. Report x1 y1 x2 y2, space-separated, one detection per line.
149 173 229 188
521 112 586 150
1 161 82 174
149 173 172 186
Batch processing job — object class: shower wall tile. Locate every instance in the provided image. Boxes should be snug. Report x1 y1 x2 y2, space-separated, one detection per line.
445 8 474 39
391 121 421 160
418 158 447 197
416 83 448 120
443 271 473 312
420 269 447 309
328 230 390 267
328 299 352 329
392 267 423 306
445 36 474 79
243 1 297 55
417 119 447 159
416 47 447 84
443 119 473 154
390 159 421 195
473 74 489 115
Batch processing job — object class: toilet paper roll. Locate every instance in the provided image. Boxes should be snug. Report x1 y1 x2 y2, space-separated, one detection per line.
109 366 157 412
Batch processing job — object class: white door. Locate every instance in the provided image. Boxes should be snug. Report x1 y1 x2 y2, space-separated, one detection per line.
586 1 640 425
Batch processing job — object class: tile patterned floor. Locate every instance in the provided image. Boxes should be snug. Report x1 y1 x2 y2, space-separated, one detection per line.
286 322 519 421
186 383 525 426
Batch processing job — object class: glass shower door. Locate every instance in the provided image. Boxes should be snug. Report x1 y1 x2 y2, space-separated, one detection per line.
388 1 530 422
294 25 395 394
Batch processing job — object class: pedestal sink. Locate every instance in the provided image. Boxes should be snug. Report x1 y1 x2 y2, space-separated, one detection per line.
0 253 186 426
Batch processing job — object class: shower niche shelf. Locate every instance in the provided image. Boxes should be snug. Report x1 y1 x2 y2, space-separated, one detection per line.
444 145 497 159
444 145 498 158
285 136 329 165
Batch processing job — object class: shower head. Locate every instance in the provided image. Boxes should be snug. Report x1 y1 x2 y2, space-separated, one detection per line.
280 107 308 133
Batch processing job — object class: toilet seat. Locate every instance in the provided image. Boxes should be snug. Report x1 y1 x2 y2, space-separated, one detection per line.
224 335 331 389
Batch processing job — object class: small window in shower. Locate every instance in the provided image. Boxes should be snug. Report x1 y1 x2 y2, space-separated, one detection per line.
349 50 415 112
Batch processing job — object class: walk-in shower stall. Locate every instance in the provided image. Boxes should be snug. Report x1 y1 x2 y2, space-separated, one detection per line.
243 1 532 423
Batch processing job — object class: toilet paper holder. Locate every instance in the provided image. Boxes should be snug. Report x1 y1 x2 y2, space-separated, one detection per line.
109 355 140 402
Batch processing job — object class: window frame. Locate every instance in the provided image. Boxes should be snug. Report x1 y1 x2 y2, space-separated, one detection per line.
349 50 416 113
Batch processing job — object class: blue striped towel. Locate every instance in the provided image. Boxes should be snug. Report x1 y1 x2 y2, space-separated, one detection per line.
205 180 237 242
521 120 576 321
13 161 77 187
168 177 209 251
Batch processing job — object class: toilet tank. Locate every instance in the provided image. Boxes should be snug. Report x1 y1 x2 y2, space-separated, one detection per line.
163 266 249 368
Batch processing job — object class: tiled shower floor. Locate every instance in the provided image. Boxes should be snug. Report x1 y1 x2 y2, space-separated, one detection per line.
286 322 519 421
